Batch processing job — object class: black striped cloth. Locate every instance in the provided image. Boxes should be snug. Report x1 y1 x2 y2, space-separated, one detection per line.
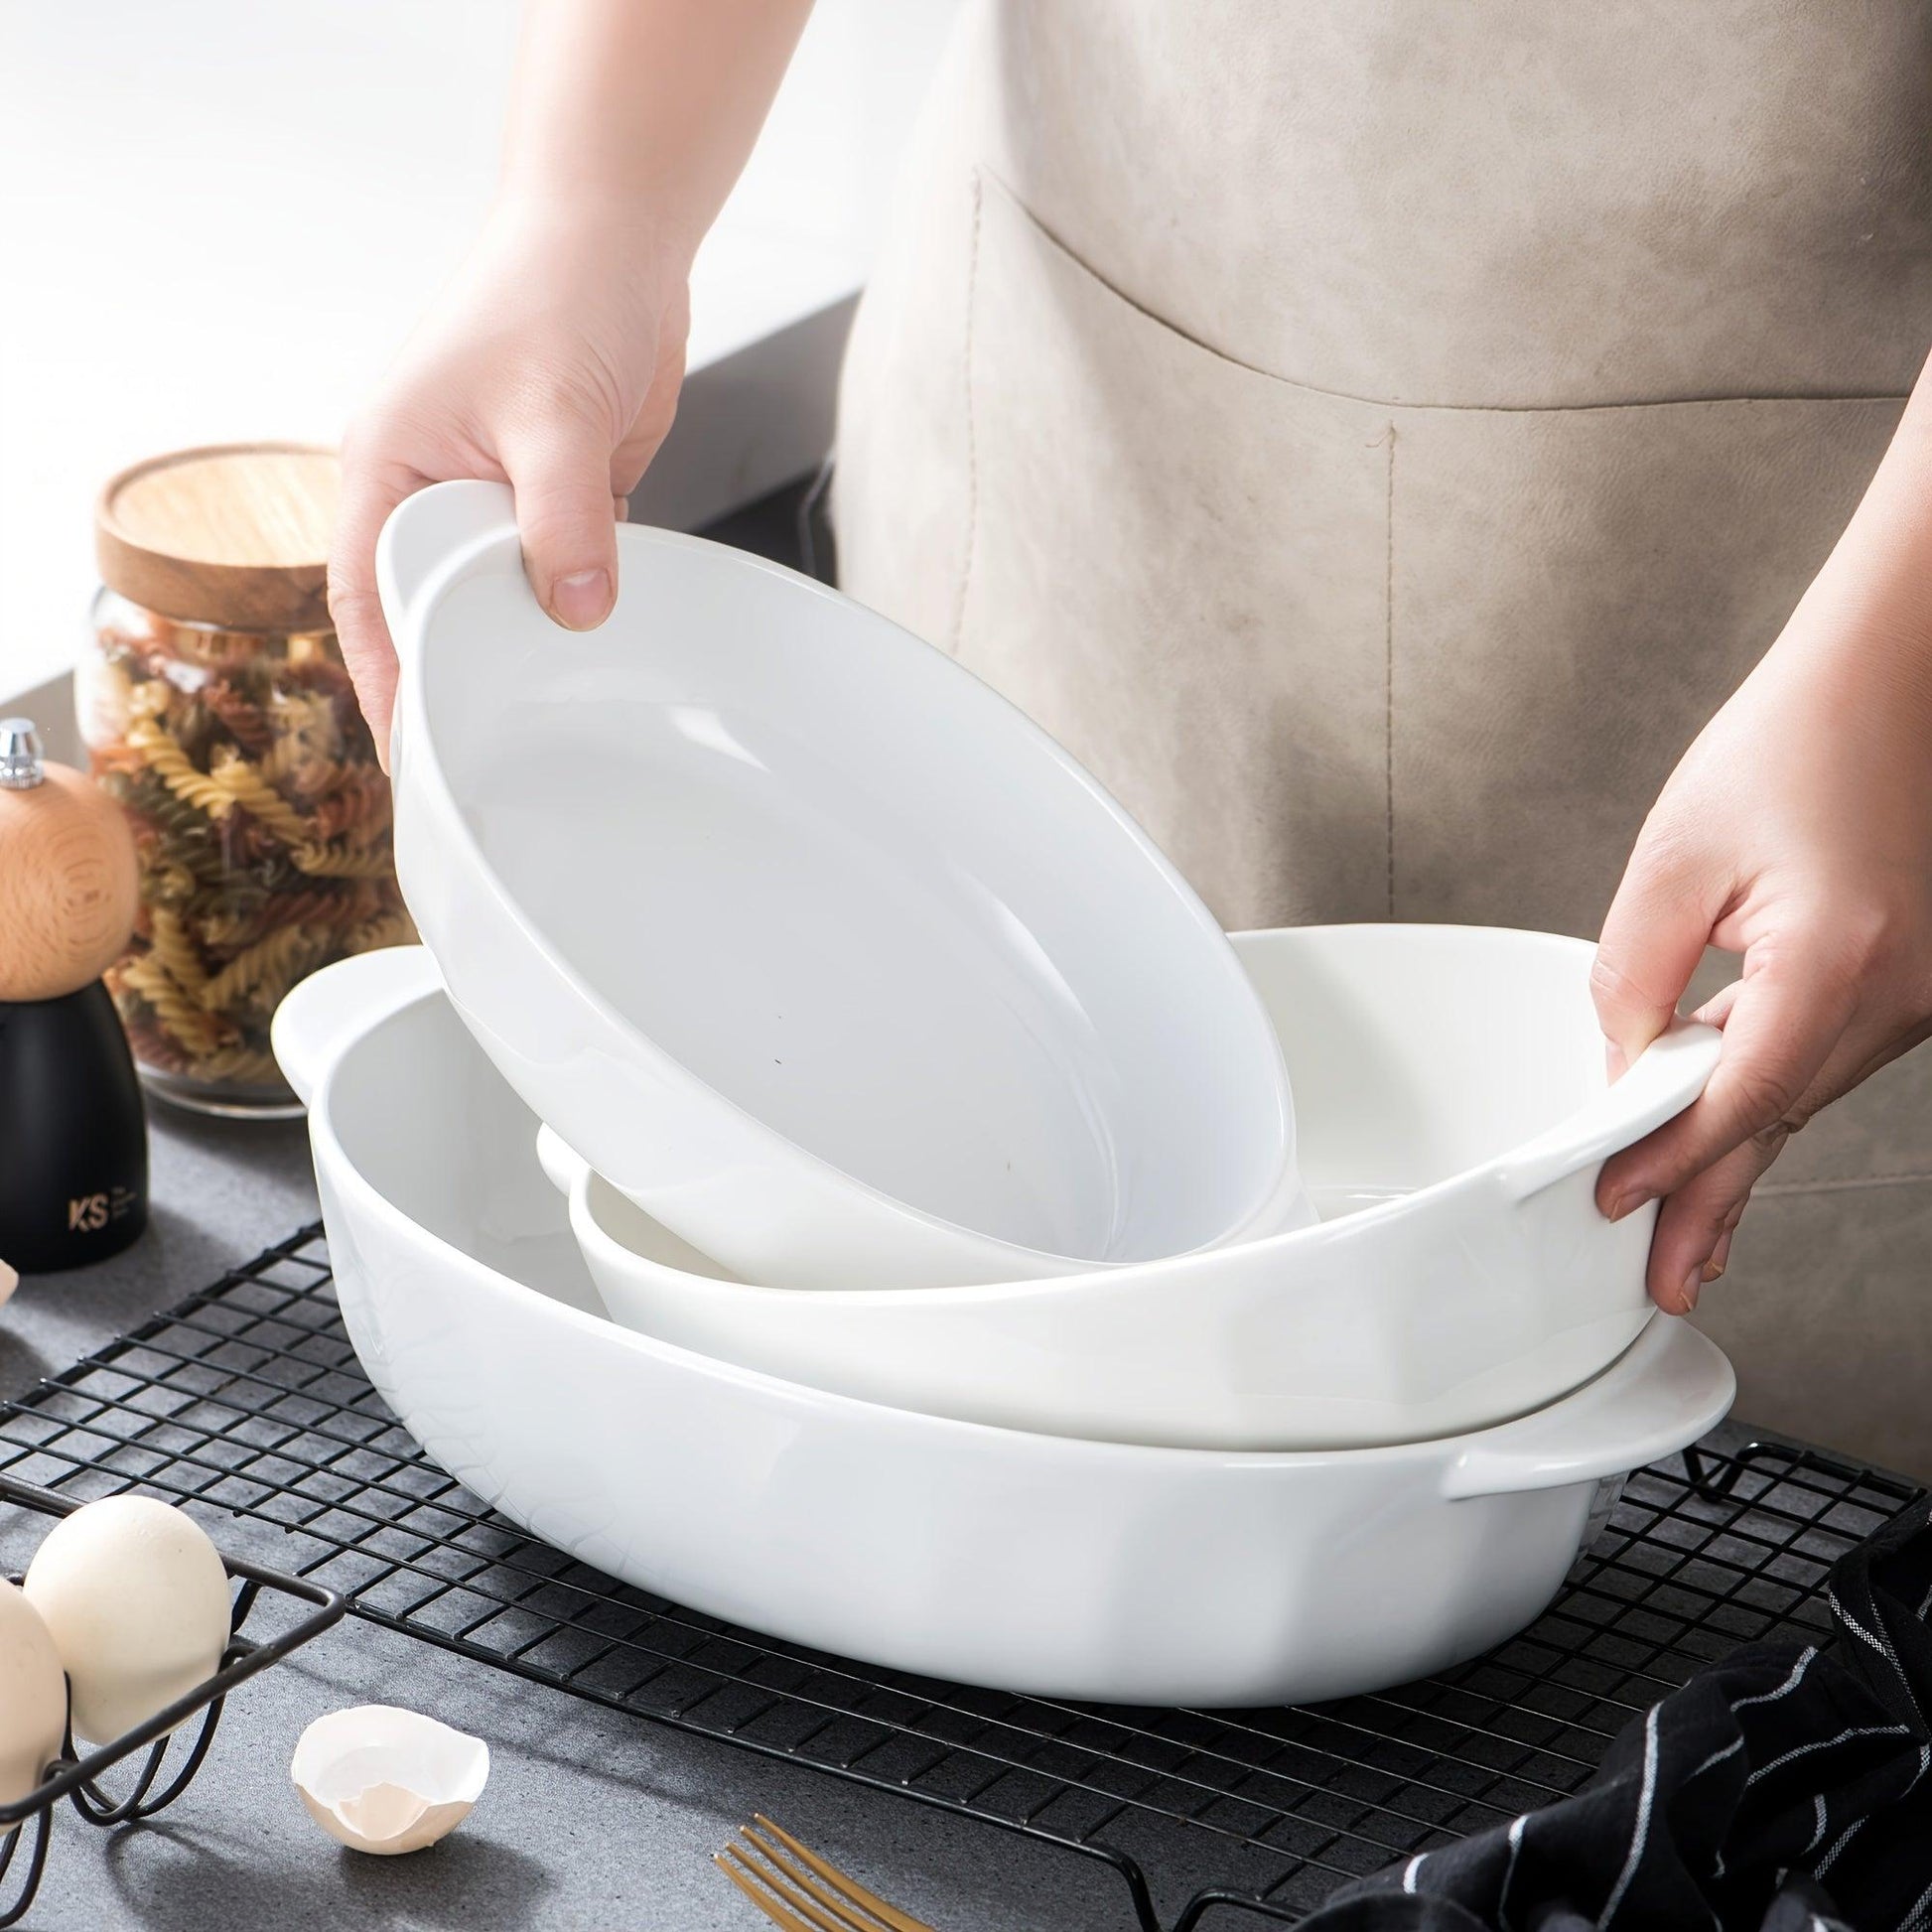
1303 1499 1932 1931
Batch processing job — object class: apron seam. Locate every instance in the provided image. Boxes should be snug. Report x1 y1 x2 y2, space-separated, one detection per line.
1385 421 1397 919
981 169 1912 416
950 169 987 658
1757 1172 1932 1197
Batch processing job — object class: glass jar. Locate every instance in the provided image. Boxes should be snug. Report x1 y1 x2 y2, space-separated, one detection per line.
77 446 411 1117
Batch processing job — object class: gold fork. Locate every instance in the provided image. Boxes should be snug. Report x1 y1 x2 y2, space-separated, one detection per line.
715 1813 938 1932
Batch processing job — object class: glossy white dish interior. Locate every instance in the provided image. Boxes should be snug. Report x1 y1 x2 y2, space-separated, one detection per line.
379 481 1308 1291
275 947 1734 1707
544 924 1724 1450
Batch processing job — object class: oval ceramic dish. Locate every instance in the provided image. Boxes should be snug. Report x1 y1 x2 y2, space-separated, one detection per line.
542 924 1723 1450
377 482 1309 1290
274 947 1735 1708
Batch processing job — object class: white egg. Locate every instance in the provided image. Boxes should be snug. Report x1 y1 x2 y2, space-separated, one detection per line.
0 1582 67 1820
24 1496 231 1744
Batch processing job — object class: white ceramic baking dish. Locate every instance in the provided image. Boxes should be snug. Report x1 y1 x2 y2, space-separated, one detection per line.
377 481 1309 1292
274 947 1734 1708
540 924 1723 1450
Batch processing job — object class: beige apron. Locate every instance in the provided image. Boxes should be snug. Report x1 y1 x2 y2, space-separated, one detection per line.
833 0 1932 1474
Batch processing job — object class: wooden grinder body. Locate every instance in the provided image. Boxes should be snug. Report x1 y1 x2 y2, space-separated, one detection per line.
0 749 148 1271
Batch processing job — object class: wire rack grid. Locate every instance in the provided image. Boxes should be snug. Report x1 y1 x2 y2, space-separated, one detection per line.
0 1226 1914 1932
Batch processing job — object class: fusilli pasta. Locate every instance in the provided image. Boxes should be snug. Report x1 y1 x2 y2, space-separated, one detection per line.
83 604 411 1101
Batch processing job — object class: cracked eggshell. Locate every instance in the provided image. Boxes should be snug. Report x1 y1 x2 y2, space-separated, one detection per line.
23 1495 231 1744
0 1582 67 1823
292 1706 489 1856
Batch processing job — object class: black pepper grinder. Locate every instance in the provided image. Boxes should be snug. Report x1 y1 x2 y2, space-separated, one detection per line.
0 719 148 1271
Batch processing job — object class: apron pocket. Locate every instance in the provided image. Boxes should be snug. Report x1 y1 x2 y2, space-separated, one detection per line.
956 171 1395 928
1388 396 1903 936
955 172 1905 943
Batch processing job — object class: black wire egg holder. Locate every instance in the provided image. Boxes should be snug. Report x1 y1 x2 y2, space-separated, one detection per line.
0 1471 344 1926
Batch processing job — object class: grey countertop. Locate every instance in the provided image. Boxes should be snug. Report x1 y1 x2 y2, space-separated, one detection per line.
8 1103 1127 1932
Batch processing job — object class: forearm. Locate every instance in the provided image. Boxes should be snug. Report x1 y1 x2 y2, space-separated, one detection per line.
1778 347 1932 721
1593 351 1932 1310
499 0 815 259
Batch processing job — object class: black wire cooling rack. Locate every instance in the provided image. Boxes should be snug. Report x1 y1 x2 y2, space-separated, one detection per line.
0 1227 1916 1932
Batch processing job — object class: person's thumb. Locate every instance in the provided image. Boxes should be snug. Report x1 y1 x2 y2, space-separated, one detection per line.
327 447 415 769
1591 833 1719 1077
504 414 621 630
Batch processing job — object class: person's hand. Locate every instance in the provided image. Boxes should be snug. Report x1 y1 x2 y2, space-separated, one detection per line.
1591 574 1932 1314
329 198 692 759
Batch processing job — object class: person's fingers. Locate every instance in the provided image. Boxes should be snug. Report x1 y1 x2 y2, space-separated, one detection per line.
502 413 622 630
1601 930 1858 1218
1590 846 1723 1214
1643 1137 1778 1312
1692 977 1744 1031
1705 1208 1742 1284
1591 833 1722 1079
328 440 422 769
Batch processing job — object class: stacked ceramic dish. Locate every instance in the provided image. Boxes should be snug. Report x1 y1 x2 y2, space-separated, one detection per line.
272 483 1733 1707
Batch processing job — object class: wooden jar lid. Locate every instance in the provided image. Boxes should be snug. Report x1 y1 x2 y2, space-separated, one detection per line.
95 443 340 632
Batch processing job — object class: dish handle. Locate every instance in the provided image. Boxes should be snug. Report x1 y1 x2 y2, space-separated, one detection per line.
1493 1017 1722 1205
1440 1316 1734 1500
375 480 520 650
534 1125 586 1198
271 946 443 1108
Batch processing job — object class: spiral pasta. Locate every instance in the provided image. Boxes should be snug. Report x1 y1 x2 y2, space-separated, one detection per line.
115 955 230 1058
145 905 208 998
200 922 326 1014
207 749 315 847
83 603 413 1102
290 841 402 879
301 763 393 843
127 718 233 820
197 882 382 951
190 1043 286 1086
342 909 416 956
203 681 276 759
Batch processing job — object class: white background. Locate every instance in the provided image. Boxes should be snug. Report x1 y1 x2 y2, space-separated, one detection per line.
0 0 957 695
